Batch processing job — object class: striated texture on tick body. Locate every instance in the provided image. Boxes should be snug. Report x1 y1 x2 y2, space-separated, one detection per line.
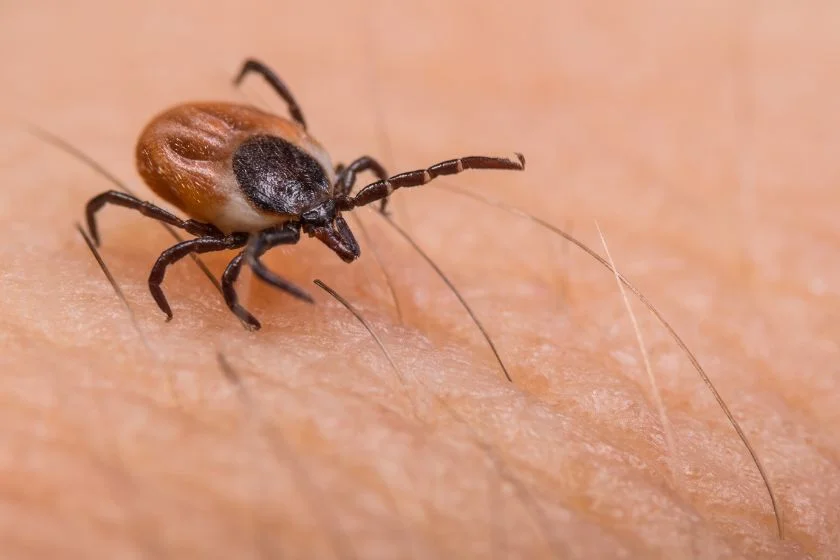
135 102 334 233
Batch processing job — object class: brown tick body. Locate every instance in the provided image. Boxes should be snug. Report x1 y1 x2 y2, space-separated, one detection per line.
136 102 335 234
85 59 525 330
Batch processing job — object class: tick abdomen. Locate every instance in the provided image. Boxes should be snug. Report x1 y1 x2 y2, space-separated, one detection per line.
135 102 334 233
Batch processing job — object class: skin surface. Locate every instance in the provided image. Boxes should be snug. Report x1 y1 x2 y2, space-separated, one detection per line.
0 1 838 558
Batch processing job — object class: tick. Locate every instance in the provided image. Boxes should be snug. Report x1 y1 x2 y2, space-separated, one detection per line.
85 58 525 330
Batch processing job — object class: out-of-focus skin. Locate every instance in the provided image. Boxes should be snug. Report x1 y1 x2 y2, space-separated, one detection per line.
0 1 837 558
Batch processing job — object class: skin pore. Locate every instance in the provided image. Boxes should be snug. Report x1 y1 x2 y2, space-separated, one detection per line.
1 1 838 558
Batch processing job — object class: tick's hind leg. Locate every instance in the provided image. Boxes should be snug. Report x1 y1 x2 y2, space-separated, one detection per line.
221 251 261 330
148 234 247 321
86 190 221 245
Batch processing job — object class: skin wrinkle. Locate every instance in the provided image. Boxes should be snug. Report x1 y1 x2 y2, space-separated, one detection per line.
74 216 189 410
74 223 166 555
312 279 570 558
215 352 358 560
1 0 838 558
432 181 785 539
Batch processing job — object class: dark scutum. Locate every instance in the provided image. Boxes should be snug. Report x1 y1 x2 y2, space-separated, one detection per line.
233 135 330 215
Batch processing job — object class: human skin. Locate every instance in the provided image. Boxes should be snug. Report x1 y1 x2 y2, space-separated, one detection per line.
0 0 838 558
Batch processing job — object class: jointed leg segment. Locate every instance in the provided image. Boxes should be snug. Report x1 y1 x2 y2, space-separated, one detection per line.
86 190 222 245
340 153 525 210
336 156 390 214
84 188 312 329
148 234 248 320
245 226 314 304
336 156 388 196
234 58 308 130
146 226 311 330
221 251 262 330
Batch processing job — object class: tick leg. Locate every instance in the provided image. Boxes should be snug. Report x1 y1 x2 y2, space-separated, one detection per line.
336 156 388 196
335 156 390 214
149 234 247 321
245 226 314 303
86 190 222 246
233 58 307 130
221 251 261 330
340 153 526 211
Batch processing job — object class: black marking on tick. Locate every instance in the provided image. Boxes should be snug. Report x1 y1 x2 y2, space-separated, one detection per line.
233 135 330 215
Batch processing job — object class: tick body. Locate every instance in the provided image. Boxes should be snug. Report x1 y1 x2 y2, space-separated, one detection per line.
86 58 525 329
137 102 334 233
